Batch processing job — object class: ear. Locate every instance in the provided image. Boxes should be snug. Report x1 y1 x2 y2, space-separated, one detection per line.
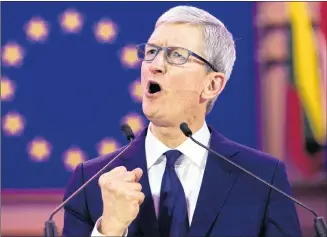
201 72 226 100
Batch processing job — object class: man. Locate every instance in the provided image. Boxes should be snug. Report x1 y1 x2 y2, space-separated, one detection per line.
62 5 302 237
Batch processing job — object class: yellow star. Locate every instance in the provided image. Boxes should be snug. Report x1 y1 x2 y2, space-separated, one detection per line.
1 42 24 67
130 79 143 102
28 138 51 162
60 9 83 33
25 17 49 42
2 112 25 136
63 148 86 171
1 76 15 101
121 45 140 68
97 138 120 156
94 19 117 43
122 113 145 134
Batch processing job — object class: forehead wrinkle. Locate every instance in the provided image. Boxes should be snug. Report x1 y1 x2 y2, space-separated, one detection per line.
147 39 167 47
147 24 208 62
148 25 200 49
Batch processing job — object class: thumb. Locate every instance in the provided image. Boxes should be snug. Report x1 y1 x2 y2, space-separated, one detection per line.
132 168 143 182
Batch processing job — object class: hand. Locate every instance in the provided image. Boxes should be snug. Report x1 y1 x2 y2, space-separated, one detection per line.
98 166 144 236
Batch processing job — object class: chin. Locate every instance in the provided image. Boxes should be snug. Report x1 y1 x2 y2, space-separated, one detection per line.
142 102 158 119
142 104 163 124
142 104 180 127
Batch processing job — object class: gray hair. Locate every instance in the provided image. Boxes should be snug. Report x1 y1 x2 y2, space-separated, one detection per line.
155 5 236 114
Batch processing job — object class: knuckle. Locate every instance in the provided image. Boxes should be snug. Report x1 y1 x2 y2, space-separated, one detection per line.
126 171 135 179
98 177 102 186
139 183 143 190
118 166 127 172
98 174 106 187
135 183 142 190
139 192 145 202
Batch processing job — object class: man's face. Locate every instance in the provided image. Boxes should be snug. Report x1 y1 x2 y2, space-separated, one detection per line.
140 23 211 127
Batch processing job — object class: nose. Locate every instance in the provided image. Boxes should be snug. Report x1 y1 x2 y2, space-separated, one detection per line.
148 50 166 74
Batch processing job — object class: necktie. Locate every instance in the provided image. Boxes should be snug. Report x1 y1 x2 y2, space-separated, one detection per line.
158 150 189 237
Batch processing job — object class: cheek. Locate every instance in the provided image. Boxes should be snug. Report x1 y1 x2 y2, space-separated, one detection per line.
170 81 202 103
140 64 147 78
173 75 203 92
140 65 150 85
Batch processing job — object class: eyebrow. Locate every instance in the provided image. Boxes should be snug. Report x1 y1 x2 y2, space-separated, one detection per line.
147 41 187 48
147 41 165 46
149 43 192 54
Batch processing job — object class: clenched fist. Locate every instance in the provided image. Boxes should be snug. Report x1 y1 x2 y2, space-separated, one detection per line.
98 166 144 236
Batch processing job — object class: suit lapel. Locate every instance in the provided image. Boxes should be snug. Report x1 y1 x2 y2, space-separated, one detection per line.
120 128 160 237
188 126 241 237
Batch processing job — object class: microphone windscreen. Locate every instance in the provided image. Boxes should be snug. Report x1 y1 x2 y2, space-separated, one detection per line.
121 124 135 141
180 122 193 137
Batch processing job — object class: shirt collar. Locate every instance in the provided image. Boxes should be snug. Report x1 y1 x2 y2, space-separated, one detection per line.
145 121 211 169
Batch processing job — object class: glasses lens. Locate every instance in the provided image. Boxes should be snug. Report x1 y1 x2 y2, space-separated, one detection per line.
137 44 159 61
166 47 189 64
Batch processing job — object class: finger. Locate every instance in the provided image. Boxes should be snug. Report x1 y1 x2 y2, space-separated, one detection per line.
99 166 127 186
137 191 145 205
124 182 142 191
125 190 145 205
119 171 137 182
107 166 127 176
112 166 127 174
132 168 143 182
130 200 141 212
135 191 145 205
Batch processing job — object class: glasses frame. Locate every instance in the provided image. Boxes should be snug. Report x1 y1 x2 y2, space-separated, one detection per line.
136 43 218 72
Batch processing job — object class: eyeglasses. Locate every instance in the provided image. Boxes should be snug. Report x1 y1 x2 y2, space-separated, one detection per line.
135 43 217 72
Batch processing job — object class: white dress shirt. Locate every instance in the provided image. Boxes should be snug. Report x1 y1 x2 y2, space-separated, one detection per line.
91 122 211 236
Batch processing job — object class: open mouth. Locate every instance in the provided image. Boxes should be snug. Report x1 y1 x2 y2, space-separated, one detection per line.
147 81 162 94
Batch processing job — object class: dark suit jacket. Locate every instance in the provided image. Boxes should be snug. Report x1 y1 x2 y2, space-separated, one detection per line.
62 125 302 237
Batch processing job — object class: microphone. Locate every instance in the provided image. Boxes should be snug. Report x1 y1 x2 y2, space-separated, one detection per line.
43 124 135 237
180 122 327 237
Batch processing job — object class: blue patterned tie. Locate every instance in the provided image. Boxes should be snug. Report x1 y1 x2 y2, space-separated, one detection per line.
158 150 189 237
